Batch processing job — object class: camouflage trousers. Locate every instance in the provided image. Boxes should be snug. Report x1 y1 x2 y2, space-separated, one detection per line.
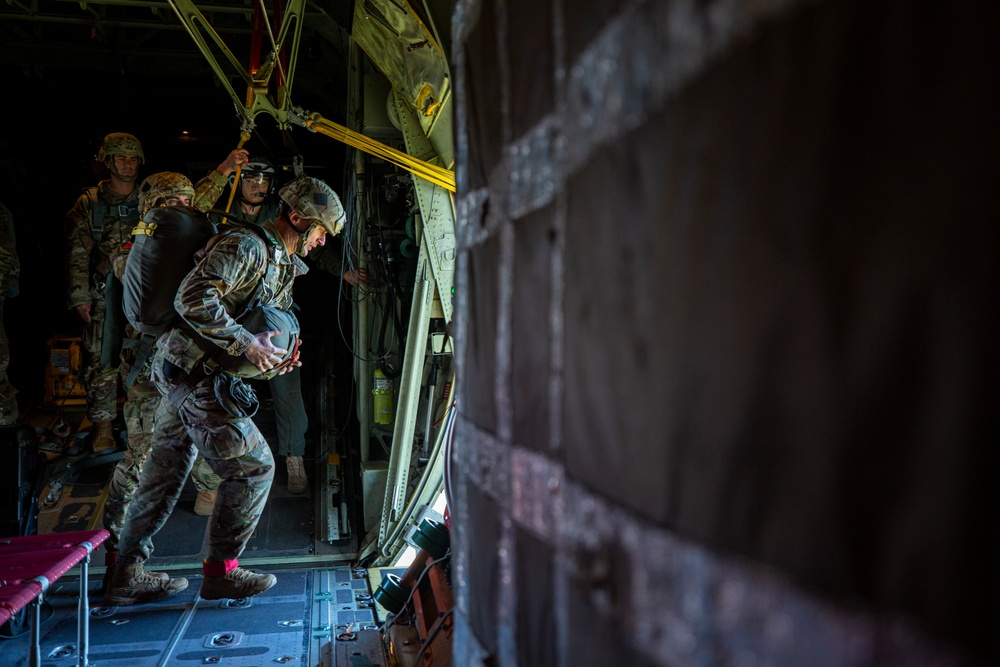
79 294 118 422
102 374 159 548
118 357 274 564
102 351 222 550
0 299 17 425
268 366 307 457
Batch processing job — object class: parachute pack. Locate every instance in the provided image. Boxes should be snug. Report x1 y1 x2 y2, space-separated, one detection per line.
123 206 219 339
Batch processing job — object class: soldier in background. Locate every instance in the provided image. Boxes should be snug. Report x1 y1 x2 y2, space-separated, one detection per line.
105 175 346 604
0 200 19 425
64 132 144 451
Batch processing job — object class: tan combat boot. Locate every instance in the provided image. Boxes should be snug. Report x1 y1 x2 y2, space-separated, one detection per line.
103 562 188 606
101 551 168 595
92 421 117 452
200 565 276 600
286 456 307 494
193 489 217 516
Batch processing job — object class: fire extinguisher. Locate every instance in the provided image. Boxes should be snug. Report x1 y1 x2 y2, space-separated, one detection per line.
373 368 394 424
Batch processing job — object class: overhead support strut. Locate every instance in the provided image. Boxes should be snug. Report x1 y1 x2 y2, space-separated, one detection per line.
165 0 456 191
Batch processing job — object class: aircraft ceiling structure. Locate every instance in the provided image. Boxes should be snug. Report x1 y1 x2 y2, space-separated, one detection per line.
0 0 350 80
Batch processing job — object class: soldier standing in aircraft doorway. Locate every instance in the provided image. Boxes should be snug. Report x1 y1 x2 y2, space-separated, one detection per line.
64 132 144 452
198 156 367 496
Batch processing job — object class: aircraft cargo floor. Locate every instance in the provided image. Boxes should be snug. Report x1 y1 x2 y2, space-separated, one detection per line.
0 565 398 666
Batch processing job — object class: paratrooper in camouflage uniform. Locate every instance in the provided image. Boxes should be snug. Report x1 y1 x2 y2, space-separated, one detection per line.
0 200 20 425
198 156 367 495
99 151 254 582
64 132 144 450
106 175 346 605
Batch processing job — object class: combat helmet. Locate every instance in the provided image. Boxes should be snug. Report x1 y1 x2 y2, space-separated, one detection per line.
97 132 145 164
237 156 278 198
242 156 276 182
278 176 345 236
138 172 196 217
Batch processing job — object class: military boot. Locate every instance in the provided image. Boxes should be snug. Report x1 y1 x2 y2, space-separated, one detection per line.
92 421 117 452
103 562 188 606
286 455 307 494
200 566 276 600
193 489 217 516
101 552 168 595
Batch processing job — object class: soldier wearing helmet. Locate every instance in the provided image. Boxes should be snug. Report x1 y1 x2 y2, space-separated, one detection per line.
277 176 347 247
99 171 225 592
106 174 351 606
137 171 196 218
65 138 247 456
196 163 367 496
64 132 146 452
235 157 278 217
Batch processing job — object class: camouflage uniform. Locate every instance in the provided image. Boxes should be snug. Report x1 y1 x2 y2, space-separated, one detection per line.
118 219 307 565
101 175 224 550
65 182 140 422
198 166 307 458
0 201 20 425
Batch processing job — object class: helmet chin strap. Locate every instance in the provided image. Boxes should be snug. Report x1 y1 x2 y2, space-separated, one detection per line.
289 214 320 257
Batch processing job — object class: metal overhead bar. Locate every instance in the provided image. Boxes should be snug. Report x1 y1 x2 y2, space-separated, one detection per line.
166 0 306 129
163 0 456 191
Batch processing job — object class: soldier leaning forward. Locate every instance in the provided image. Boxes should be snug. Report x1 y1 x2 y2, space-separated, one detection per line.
105 175 346 605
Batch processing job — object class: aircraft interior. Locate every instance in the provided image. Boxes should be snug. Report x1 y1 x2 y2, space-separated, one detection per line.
0 1 996 666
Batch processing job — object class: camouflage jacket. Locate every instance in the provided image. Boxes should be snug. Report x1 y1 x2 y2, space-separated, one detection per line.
64 181 138 308
190 170 232 214
162 221 307 370
0 201 19 297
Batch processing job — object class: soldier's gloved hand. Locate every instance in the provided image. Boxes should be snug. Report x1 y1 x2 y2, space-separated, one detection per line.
244 330 288 373
75 303 92 324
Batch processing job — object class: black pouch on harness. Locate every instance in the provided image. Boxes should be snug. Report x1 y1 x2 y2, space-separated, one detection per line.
213 373 259 419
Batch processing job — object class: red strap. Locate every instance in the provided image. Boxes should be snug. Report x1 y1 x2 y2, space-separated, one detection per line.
203 559 239 576
104 551 118 567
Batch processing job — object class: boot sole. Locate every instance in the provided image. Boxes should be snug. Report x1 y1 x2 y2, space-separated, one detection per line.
199 577 277 601
104 581 188 606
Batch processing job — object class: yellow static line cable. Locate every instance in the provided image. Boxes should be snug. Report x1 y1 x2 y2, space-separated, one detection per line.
303 114 455 192
224 131 253 214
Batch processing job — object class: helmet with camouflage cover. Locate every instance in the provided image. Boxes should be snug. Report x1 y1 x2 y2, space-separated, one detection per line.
138 172 196 217
279 176 345 237
97 132 145 164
